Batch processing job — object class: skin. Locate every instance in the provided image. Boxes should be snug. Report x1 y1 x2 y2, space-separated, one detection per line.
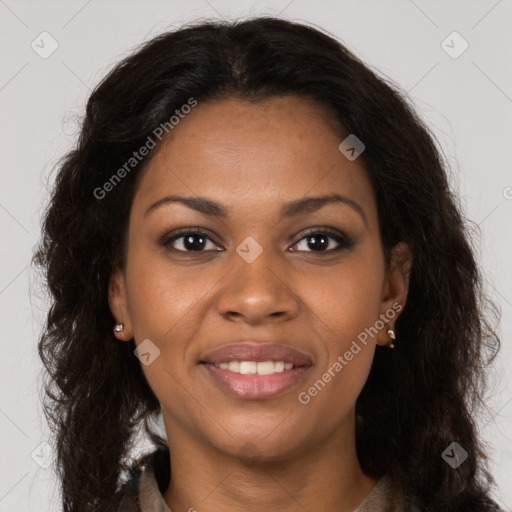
109 96 411 512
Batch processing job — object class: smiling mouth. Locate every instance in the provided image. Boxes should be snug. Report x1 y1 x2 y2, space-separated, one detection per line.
199 344 312 399
201 361 311 400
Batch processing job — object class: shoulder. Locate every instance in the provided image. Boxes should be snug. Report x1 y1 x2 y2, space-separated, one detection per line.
108 448 171 512
108 462 145 511
370 474 505 512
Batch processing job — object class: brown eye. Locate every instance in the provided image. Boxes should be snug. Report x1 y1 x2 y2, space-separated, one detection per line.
290 229 354 253
161 229 222 253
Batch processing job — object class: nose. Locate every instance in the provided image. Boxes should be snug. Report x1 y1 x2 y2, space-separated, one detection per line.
216 248 300 325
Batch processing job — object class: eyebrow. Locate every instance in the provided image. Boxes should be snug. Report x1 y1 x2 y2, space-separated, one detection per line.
145 193 368 226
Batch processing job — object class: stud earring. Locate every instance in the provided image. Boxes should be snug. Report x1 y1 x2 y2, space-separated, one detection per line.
114 323 124 334
387 327 395 349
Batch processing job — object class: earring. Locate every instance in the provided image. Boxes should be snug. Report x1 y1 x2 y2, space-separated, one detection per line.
387 327 395 349
114 323 124 334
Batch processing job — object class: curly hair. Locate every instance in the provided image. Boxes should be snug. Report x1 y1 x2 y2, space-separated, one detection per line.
33 16 501 511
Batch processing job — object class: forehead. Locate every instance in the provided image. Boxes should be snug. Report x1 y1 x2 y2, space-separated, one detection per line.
132 96 377 224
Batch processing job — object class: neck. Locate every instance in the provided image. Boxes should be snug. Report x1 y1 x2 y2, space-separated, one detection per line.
162 410 378 512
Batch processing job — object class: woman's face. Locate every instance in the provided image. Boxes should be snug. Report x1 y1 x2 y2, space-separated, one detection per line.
110 96 410 461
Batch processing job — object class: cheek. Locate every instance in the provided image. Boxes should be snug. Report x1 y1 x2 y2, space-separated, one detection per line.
123 255 204 416
297 274 378 425
301 254 385 350
122 257 202 405
295 250 384 412
124 252 208 342
123 250 221 396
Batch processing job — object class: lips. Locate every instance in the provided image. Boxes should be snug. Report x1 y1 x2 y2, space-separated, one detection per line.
200 343 313 367
199 342 313 400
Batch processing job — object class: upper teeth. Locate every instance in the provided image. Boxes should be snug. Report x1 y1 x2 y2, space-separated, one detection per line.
214 361 294 375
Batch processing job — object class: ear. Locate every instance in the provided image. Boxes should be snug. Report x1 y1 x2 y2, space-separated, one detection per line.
376 242 412 347
108 269 133 341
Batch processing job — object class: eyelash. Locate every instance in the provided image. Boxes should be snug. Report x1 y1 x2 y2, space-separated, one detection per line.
160 227 354 256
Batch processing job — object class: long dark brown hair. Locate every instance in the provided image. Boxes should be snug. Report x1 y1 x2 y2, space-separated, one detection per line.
33 16 502 511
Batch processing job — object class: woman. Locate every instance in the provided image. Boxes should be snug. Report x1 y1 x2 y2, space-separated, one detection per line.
34 16 503 511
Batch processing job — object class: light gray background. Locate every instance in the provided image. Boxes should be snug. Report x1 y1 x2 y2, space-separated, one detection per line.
1 0 511 510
